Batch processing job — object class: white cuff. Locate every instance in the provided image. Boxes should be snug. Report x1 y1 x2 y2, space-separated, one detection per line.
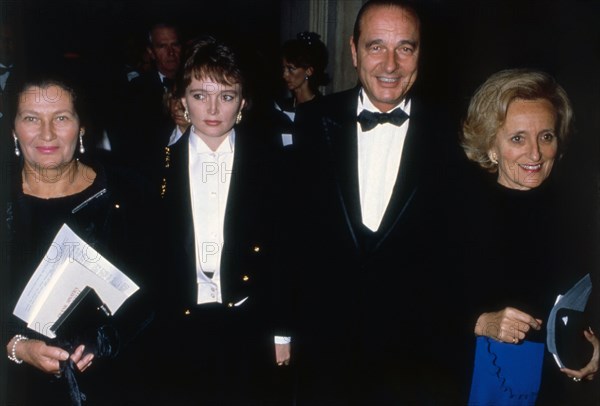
274 336 292 344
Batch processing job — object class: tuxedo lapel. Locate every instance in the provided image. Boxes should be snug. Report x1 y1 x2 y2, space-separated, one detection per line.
322 89 362 250
375 104 421 237
170 132 195 259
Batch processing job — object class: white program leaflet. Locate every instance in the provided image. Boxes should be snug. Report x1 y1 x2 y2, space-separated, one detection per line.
13 223 139 338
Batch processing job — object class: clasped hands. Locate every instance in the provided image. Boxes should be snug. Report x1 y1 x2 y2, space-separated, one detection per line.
475 307 599 382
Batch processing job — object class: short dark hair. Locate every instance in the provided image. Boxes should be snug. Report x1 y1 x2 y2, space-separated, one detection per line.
282 31 330 90
176 35 247 102
352 0 420 47
11 72 87 127
147 22 180 47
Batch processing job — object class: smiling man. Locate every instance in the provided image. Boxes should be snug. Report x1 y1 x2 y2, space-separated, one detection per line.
287 0 464 404
350 1 419 112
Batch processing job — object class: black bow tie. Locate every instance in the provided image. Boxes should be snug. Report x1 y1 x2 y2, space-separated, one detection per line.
357 108 409 132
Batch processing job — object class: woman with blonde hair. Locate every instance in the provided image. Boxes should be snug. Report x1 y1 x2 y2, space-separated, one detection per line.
460 68 598 405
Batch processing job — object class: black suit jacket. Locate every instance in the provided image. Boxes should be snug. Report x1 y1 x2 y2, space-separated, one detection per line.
160 125 284 314
144 124 287 403
288 87 463 404
117 71 174 186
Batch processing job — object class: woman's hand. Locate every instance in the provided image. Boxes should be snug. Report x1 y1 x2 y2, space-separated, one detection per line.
275 343 291 366
561 328 599 382
7 338 94 375
69 344 95 372
474 307 542 344
10 338 68 374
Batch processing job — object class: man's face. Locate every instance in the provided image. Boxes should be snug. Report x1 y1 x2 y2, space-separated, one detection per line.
350 5 420 112
148 27 181 78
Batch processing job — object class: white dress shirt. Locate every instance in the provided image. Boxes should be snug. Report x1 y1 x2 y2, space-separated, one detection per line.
356 90 411 232
188 128 235 304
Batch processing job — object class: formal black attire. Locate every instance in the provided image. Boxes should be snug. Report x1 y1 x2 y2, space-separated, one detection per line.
455 167 599 405
3 158 157 405
273 94 321 147
145 123 287 405
286 86 463 405
117 70 174 188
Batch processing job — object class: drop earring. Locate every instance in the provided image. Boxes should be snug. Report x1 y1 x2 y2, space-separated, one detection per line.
305 75 309 81
79 130 85 154
13 134 20 157
235 111 243 125
184 109 191 123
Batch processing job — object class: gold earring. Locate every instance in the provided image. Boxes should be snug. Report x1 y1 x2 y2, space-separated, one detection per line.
184 109 191 123
235 111 243 125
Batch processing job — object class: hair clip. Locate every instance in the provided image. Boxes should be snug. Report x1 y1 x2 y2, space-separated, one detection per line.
297 31 320 46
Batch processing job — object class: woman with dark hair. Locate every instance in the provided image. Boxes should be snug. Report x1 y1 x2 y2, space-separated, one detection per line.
280 31 330 110
3 73 157 405
458 68 599 405
275 31 330 147
150 35 289 405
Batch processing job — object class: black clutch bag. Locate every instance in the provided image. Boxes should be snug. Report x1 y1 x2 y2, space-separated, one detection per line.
50 287 118 406
50 286 116 357
554 308 593 370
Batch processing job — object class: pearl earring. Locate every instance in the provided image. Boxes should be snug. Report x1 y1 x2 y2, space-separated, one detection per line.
13 134 20 157
79 130 85 154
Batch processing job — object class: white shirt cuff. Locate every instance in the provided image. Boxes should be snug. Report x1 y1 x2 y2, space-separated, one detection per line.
274 336 292 344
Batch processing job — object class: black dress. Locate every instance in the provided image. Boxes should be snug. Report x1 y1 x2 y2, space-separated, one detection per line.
456 170 598 405
3 159 158 405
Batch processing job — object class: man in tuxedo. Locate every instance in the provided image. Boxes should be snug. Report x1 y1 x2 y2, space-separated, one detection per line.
287 1 464 404
117 22 182 186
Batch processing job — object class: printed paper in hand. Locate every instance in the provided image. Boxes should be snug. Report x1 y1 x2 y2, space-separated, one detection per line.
13 223 139 338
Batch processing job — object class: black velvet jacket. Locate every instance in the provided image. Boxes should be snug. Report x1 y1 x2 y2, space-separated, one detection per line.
3 158 158 405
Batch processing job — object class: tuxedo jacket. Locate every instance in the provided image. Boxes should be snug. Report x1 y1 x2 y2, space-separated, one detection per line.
288 86 463 403
117 71 174 186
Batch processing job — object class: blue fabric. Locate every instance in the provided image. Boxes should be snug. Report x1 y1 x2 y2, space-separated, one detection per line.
468 337 545 406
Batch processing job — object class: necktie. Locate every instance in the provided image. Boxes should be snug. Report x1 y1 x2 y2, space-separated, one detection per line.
357 108 409 132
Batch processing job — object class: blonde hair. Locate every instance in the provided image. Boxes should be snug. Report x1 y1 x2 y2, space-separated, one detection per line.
461 68 573 172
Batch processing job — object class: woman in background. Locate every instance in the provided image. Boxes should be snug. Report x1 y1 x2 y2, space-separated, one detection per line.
274 31 330 147
280 31 329 110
